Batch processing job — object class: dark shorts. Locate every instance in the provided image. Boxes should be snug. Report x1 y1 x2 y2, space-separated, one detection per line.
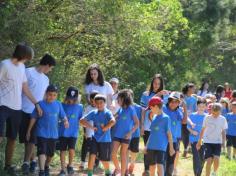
0 106 22 139
226 135 236 148
59 137 77 151
129 137 140 153
37 137 56 157
204 143 221 159
90 137 111 161
19 111 37 144
113 137 130 144
174 140 180 152
146 149 166 165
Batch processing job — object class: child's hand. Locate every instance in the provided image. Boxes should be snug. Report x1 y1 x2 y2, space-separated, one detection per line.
191 130 198 136
125 132 132 139
143 147 147 154
64 119 69 128
196 141 201 150
169 147 175 156
93 127 98 131
26 131 31 142
101 124 109 132
36 104 43 117
191 123 196 129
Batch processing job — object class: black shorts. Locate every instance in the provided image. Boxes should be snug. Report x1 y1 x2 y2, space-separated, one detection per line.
146 149 166 165
37 137 56 157
0 106 22 139
59 137 77 151
226 135 236 148
90 137 111 161
204 143 221 159
129 137 140 153
19 111 37 144
176 138 181 152
113 137 130 144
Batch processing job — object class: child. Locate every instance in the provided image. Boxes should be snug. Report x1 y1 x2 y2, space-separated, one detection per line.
26 85 69 176
80 91 98 169
163 92 183 176
220 97 230 117
188 99 207 176
128 90 144 175
145 97 175 176
225 101 236 160
197 103 228 176
112 89 139 176
58 87 83 176
80 94 116 176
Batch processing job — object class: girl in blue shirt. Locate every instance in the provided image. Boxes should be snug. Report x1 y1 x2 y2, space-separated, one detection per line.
58 87 83 176
112 89 139 176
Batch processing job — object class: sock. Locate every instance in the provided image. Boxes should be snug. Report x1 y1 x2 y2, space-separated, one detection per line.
87 169 93 176
105 169 111 175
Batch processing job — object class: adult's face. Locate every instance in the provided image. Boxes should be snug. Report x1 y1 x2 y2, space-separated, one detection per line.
90 69 99 82
153 78 161 92
110 81 118 92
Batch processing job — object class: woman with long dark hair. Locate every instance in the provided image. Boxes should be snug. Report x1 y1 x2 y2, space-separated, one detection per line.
197 81 210 97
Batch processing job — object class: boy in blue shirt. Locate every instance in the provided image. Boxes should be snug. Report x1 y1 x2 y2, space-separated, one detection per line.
146 97 175 176
58 87 83 176
80 94 116 176
26 85 69 176
226 101 236 160
187 99 207 176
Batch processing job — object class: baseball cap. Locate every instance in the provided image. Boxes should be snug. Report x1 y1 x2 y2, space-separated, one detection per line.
46 84 58 93
66 86 79 100
146 96 163 110
110 77 119 84
168 92 181 101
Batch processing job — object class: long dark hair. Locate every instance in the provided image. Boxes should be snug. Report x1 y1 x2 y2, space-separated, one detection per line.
199 81 209 95
118 89 133 107
182 83 195 95
148 74 164 96
85 63 105 86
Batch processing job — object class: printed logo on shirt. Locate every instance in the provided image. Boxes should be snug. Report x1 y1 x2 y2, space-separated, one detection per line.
70 114 76 118
122 116 127 120
172 121 176 126
154 126 159 131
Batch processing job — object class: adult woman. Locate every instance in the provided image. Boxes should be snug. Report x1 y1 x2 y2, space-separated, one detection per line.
84 64 113 108
197 81 210 97
215 85 225 102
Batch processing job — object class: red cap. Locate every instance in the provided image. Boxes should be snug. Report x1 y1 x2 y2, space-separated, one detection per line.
146 97 163 110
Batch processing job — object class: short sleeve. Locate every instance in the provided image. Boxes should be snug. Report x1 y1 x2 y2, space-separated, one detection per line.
223 117 228 130
177 109 183 121
193 98 197 112
84 111 95 121
202 116 208 128
31 108 38 119
78 105 84 120
140 92 147 107
166 117 171 133
105 82 114 95
58 102 66 119
106 110 114 121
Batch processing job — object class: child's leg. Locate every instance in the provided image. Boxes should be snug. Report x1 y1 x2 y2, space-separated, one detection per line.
149 165 156 176
130 151 137 166
227 146 232 158
45 156 52 167
24 143 35 163
213 156 220 173
120 143 129 175
88 154 96 175
101 161 110 175
81 136 88 163
205 157 213 176
173 151 179 174
68 149 75 167
60 151 66 171
233 147 236 157
38 154 46 171
156 164 164 176
143 131 150 172
112 141 121 171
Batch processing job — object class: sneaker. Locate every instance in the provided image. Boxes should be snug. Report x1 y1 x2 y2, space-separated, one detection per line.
211 172 217 176
67 165 74 175
4 165 18 176
21 163 30 175
128 163 134 174
142 170 150 176
79 162 85 170
45 166 50 176
58 170 66 176
30 161 37 173
112 169 121 175
39 170 45 176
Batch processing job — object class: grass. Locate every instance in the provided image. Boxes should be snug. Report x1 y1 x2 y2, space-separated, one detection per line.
1 135 236 176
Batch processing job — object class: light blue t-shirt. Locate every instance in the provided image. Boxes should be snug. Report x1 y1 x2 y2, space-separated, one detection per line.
84 108 113 142
187 112 206 143
113 106 137 139
140 91 156 108
146 113 171 151
226 113 236 136
31 100 66 139
163 106 183 142
132 104 142 138
184 95 197 114
221 108 229 117
59 104 83 138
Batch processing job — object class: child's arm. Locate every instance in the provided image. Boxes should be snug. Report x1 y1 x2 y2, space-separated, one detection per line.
101 118 116 132
167 131 175 156
222 129 226 148
181 100 188 124
80 118 97 131
125 115 139 139
187 127 198 136
140 109 146 136
26 118 37 141
196 127 206 150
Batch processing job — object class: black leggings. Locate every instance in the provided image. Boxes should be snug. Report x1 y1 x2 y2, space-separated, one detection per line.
165 143 178 176
181 124 189 150
143 131 150 171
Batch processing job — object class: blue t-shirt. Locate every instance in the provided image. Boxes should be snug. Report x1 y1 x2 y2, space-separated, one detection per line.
221 108 229 117
84 108 114 142
163 106 183 142
147 113 171 151
113 106 137 139
226 113 236 136
132 104 143 138
59 104 83 138
184 96 197 114
140 91 156 108
31 100 66 139
187 112 206 143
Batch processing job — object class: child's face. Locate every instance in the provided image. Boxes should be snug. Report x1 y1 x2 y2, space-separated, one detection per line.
150 105 161 114
212 110 221 118
67 99 76 105
110 82 119 92
46 91 57 103
95 100 105 111
117 97 123 107
169 99 180 110
197 103 206 112
188 87 195 94
43 65 54 74
231 105 236 113
220 101 227 108
90 99 96 106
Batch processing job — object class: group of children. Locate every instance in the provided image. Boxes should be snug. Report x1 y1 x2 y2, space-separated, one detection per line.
1 44 236 176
